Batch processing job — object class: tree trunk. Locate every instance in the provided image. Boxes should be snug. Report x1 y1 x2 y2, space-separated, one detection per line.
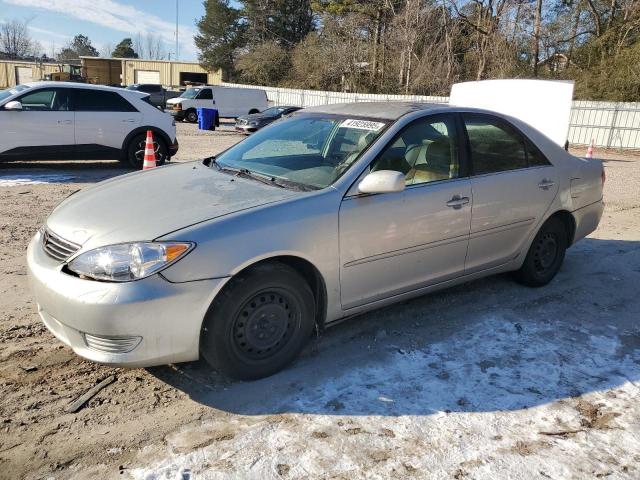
532 0 543 77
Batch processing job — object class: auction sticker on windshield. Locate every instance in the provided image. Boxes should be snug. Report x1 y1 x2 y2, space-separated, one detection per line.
340 119 386 131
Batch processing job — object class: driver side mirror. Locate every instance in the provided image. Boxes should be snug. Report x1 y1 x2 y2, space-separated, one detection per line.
4 101 22 111
358 170 405 194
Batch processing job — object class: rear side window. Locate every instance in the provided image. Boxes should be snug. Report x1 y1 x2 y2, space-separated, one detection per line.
463 115 527 175
526 141 552 167
73 89 137 112
139 85 161 93
18 88 71 111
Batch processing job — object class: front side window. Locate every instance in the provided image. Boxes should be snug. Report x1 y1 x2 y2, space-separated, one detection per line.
73 89 137 112
180 88 200 99
464 115 527 175
17 88 71 111
214 115 388 190
370 115 460 185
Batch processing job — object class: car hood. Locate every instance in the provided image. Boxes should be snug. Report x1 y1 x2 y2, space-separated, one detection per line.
166 97 182 105
46 161 302 250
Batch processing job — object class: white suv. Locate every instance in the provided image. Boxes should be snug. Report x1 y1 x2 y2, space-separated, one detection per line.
0 82 178 169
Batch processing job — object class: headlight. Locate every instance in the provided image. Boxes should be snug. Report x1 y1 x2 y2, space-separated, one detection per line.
67 242 194 282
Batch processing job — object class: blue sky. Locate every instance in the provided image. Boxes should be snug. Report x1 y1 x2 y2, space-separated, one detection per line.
0 0 209 60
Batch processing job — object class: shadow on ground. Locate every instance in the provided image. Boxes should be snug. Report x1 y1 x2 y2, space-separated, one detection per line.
151 237 640 417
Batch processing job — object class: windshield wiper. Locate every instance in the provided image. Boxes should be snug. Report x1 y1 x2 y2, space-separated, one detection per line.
207 157 317 192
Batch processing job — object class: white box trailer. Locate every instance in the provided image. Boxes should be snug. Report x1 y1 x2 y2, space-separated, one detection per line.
450 79 574 147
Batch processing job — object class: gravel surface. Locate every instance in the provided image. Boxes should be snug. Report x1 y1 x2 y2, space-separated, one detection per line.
0 124 638 479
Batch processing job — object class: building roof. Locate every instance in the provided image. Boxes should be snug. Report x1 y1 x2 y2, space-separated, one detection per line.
79 56 203 65
302 102 449 120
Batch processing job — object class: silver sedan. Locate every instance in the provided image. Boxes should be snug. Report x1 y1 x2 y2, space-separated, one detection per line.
27 102 605 379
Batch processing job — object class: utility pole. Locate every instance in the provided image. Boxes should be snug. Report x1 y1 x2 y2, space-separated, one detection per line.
175 0 179 61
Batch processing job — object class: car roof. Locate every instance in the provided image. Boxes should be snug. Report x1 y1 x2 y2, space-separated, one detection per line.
302 102 450 120
21 81 147 97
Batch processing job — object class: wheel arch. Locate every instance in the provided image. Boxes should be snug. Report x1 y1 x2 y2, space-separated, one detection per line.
121 126 171 153
547 209 577 246
217 255 328 331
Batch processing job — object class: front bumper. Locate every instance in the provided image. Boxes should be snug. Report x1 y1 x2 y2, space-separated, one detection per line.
27 231 228 367
235 124 258 134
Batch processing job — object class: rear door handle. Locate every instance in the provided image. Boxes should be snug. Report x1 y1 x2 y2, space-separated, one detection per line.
446 195 470 209
538 179 555 190
57 120 72 125
122 119 137 123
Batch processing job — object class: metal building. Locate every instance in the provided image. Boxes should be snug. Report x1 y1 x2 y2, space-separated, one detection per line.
0 60 62 87
81 57 222 88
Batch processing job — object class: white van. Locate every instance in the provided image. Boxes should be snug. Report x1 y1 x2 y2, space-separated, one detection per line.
166 86 268 122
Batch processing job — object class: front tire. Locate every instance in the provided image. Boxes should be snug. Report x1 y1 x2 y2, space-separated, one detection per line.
125 133 167 169
200 263 315 380
513 217 568 287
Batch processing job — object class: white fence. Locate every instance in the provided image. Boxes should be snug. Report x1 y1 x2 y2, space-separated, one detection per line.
222 82 640 150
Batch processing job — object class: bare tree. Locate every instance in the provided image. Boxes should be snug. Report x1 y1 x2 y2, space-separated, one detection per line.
0 19 34 58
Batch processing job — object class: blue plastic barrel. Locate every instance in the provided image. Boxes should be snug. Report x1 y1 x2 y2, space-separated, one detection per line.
197 108 218 130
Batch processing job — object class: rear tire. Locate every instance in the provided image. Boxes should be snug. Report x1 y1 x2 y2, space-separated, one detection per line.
200 263 315 380
513 217 568 287
185 109 198 123
125 133 168 169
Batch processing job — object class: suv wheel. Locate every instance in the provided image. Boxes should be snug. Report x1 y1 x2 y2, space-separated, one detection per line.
513 217 568 287
126 133 168 169
200 262 315 380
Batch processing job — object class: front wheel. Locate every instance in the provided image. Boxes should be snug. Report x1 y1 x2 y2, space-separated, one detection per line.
513 217 568 287
126 133 167 169
200 263 315 380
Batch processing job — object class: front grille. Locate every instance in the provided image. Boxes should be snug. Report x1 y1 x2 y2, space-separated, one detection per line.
42 228 81 262
83 333 142 354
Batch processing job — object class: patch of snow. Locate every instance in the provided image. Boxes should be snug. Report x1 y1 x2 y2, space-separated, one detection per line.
0 174 75 187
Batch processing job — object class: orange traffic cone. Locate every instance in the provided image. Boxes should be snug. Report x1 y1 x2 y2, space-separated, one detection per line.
142 130 157 170
585 139 594 159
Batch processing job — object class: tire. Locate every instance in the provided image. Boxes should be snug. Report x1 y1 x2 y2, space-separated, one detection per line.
125 133 168 169
185 109 198 123
200 262 315 380
248 108 260 114
513 217 568 287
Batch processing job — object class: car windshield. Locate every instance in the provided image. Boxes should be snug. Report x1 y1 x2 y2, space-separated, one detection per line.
180 88 201 99
213 115 388 190
261 107 286 116
0 84 30 102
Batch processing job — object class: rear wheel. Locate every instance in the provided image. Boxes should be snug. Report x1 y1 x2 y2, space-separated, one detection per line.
513 217 568 287
200 263 315 380
185 109 198 123
125 133 167 169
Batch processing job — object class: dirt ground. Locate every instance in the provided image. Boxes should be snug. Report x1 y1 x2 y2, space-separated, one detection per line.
0 123 639 480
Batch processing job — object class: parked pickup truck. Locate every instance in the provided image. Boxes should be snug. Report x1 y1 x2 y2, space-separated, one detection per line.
126 84 181 109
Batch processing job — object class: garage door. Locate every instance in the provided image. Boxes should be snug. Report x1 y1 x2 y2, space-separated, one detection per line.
134 70 160 84
15 66 34 84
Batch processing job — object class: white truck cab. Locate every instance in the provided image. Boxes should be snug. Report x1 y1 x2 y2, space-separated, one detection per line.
167 86 268 122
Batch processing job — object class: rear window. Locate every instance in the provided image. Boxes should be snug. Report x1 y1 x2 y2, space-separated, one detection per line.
73 89 137 112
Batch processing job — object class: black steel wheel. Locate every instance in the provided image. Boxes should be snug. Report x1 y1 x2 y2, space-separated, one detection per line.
514 217 568 287
200 262 315 380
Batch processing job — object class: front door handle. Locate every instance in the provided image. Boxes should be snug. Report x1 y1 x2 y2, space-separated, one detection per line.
446 195 470 209
538 179 555 190
122 119 137 123
57 120 72 125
